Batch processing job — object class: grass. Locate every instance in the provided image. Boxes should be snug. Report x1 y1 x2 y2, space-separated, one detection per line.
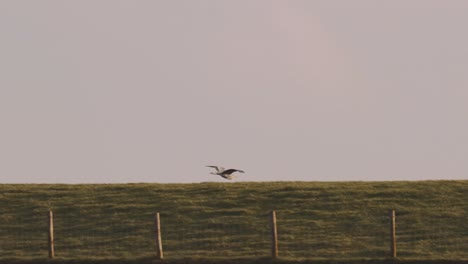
0 181 467 261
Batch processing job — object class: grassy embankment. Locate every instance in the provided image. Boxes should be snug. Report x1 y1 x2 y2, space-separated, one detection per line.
0 181 467 262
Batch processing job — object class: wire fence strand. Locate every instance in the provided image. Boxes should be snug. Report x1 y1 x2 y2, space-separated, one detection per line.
1 208 467 259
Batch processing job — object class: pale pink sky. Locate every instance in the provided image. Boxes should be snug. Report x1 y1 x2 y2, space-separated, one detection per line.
1 1 467 183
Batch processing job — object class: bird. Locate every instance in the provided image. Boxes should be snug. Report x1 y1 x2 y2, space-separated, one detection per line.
206 165 245 180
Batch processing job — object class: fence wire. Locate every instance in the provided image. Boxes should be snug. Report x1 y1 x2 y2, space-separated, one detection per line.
1 208 467 259
397 208 468 258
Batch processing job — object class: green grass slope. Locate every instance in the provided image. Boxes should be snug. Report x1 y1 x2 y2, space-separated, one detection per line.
0 181 467 260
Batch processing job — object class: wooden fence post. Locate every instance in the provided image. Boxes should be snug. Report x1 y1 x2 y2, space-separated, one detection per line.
390 209 397 258
155 212 163 259
270 210 278 258
48 210 55 259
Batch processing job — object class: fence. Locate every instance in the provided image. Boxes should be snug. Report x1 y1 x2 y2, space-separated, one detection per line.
2 208 467 260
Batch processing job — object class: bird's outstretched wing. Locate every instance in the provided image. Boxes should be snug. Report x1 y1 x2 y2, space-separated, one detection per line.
222 169 245 175
206 165 223 172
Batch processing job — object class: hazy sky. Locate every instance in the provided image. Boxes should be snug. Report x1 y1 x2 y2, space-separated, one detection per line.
1 1 468 183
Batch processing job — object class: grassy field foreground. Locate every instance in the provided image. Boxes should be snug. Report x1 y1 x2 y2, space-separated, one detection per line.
0 181 467 261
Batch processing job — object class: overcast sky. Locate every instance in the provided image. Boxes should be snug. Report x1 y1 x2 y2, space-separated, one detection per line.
1 1 467 183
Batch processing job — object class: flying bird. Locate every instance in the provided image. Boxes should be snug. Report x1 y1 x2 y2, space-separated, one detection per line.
206 166 245 180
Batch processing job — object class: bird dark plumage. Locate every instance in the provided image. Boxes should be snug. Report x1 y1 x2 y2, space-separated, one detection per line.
222 169 245 175
206 165 245 180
